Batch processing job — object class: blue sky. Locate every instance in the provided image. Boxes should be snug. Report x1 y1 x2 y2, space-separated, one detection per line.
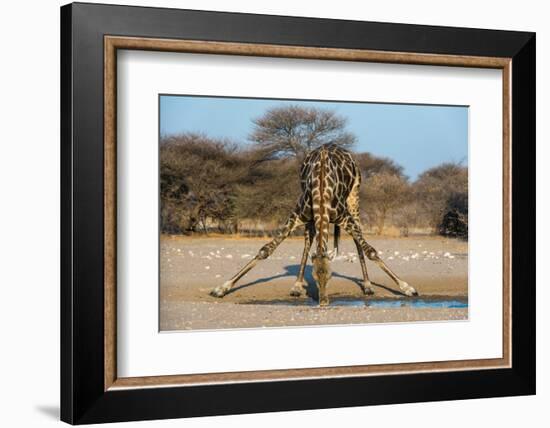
160 95 468 181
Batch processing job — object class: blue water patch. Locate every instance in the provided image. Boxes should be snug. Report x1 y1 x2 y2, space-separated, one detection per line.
363 299 467 309
244 298 468 308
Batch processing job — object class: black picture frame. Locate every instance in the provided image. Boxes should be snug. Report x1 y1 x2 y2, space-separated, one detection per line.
61 2 535 424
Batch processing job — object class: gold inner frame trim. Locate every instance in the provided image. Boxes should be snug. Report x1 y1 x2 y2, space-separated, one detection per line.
104 35 512 391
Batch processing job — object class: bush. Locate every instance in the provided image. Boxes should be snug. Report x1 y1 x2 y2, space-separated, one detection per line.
439 192 468 238
159 132 468 238
360 172 411 235
414 163 468 232
160 134 247 234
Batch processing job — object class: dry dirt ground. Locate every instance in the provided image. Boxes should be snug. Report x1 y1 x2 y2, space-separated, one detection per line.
160 235 468 330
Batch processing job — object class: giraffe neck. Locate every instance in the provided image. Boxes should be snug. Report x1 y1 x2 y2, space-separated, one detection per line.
316 147 330 256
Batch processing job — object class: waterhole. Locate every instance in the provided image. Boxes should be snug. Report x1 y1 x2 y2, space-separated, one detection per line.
242 297 468 308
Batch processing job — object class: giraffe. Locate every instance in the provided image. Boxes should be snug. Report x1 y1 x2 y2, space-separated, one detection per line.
210 144 418 306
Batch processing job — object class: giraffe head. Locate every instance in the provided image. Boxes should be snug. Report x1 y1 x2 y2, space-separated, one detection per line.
312 253 332 306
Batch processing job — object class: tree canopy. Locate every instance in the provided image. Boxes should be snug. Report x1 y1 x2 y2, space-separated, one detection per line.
249 105 356 160
159 112 468 238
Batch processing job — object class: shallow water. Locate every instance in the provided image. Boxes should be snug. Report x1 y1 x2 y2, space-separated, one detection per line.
363 299 467 309
244 297 468 309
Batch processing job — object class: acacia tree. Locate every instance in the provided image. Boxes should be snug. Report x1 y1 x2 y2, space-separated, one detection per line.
160 133 247 234
233 159 301 227
354 152 405 179
249 105 356 160
361 172 411 235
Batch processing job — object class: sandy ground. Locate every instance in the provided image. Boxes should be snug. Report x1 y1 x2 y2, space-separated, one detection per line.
160 235 468 330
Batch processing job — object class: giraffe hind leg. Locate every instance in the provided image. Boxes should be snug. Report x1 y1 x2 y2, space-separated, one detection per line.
346 185 374 295
210 212 304 298
353 238 375 295
290 223 315 297
341 213 418 297
368 253 418 296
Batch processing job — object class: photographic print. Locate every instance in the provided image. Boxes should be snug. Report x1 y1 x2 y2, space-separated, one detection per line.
62 7 534 422
159 95 469 331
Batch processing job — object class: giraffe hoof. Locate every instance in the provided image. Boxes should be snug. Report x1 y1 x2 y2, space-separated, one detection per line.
210 282 232 298
363 287 375 296
319 298 330 307
403 285 418 297
210 287 226 298
363 281 375 295
290 281 307 297
289 287 302 297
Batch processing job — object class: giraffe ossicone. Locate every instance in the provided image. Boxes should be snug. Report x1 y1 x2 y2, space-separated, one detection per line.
210 144 418 305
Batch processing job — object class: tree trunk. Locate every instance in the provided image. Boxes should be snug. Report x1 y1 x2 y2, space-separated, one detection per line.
377 208 387 235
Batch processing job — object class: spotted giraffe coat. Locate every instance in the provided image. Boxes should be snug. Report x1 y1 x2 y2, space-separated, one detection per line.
210 143 417 305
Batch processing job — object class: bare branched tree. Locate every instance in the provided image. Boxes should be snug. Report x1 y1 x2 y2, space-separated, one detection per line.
249 105 356 160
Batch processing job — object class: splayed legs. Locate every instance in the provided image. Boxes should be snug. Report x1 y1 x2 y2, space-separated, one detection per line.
210 212 304 298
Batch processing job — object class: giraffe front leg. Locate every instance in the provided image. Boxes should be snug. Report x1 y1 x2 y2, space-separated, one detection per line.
210 257 259 297
210 212 303 298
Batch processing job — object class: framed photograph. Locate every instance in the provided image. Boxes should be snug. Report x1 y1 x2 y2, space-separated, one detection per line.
61 2 535 424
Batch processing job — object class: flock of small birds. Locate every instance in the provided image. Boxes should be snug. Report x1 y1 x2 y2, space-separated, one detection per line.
162 243 463 274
